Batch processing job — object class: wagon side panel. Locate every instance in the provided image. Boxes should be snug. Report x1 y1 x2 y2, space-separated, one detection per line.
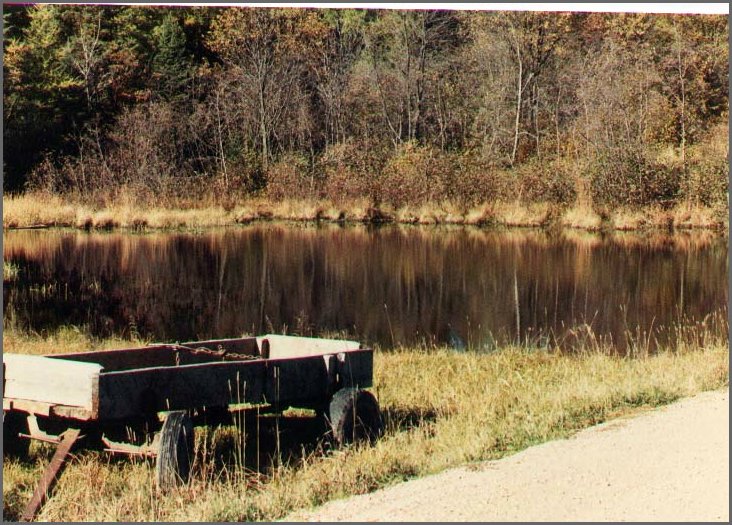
338 349 374 389
97 360 268 421
264 357 330 407
265 349 374 407
3 354 102 411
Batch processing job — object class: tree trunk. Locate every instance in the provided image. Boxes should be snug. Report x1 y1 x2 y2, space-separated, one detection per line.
215 89 228 184
510 42 523 167
677 38 687 170
414 15 428 142
533 83 540 158
258 81 269 170
403 15 413 142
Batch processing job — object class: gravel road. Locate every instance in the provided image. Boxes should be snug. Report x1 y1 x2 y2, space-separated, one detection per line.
288 389 729 522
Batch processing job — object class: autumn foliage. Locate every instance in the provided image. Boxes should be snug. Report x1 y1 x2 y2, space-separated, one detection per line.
3 6 728 211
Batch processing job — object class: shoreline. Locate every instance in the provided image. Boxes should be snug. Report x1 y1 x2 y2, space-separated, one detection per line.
3 194 728 233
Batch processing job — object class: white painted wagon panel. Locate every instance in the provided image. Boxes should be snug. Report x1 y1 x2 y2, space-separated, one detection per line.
257 335 360 359
2 354 102 410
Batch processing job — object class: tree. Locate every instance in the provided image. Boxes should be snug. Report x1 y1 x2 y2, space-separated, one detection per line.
312 9 366 148
460 11 575 165
152 14 193 101
3 5 83 190
655 15 729 161
207 8 321 169
493 12 574 165
64 9 107 112
3 6 728 207
365 10 459 146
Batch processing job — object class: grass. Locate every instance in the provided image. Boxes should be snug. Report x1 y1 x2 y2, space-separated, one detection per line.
3 261 20 282
3 193 728 232
1 325 145 356
2 325 728 522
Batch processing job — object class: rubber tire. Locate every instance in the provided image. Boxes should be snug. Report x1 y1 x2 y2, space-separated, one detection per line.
3 411 30 459
328 388 383 445
155 411 194 490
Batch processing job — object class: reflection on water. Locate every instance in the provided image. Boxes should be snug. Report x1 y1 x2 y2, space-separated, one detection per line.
3 225 728 352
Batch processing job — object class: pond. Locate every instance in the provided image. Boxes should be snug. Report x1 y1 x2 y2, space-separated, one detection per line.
3 224 728 353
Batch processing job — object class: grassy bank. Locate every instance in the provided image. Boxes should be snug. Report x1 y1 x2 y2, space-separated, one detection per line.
2 193 728 232
2 326 728 521
3 261 19 282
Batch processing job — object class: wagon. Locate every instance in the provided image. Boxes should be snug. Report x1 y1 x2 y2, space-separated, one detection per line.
3 334 383 521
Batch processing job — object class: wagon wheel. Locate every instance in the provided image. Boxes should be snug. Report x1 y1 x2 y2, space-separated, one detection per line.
3 411 30 459
327 388 383 446
155 411 194 491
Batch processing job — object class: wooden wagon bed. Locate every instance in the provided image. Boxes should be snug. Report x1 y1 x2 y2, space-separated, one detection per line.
3 334 382 521
4 334 372 422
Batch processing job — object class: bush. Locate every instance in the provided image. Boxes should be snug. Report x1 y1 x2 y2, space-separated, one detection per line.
379 143 448 208
27 103 223 206
26 153 72 195
683 156 729 206
589 148 680 208
442 152 515 210
320 140 388 205
683 122 729 206
516 160 577 206
265 154 315 201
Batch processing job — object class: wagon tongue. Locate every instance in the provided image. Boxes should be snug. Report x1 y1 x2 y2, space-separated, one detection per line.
20 428 83 522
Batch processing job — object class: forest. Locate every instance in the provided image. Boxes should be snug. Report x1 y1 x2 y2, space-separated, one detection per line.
3 6 729 215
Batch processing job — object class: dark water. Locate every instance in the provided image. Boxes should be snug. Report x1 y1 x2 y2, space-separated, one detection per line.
3 225 728 352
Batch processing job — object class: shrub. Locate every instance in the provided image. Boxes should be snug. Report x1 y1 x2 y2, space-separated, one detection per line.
379 142 455 208
26 103 225 206
516 160 577 206
683 156 729 206
265 154 315 201
682 123 729 206
320 140 388 205
589 147 680 208
442 152 515 210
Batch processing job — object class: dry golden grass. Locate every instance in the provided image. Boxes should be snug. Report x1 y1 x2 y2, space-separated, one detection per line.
2 325 145 356
611 209 648 231
3 194 78 228
2 193 727 232
464 203 497 226
492 202 551 228
2 325 728 522
669 203 728 230
560 204 604 230
3 261 19 282
391 201 466 226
